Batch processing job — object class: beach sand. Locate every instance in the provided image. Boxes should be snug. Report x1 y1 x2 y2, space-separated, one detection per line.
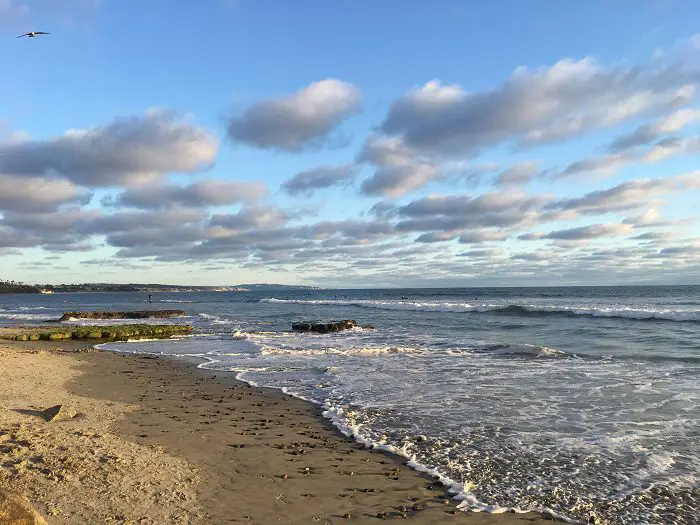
0 340 552 524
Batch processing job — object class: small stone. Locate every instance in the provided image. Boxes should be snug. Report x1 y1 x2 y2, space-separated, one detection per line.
39 404 76 422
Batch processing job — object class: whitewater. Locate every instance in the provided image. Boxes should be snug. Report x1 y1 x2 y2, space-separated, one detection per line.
1 285 698 524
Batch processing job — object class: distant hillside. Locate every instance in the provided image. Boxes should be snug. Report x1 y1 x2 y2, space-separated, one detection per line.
234 284 323 290
41 283 249 293
1 281 321 294
0 280 40 294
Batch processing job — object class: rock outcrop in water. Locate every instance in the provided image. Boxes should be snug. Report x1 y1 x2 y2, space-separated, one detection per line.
0 324 193 342
57 310 185 322
291 320 373 334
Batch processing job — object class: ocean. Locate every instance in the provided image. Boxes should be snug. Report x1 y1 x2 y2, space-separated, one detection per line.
1 286 698 524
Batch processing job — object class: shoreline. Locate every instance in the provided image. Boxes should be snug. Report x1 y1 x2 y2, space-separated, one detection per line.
1 338 552 524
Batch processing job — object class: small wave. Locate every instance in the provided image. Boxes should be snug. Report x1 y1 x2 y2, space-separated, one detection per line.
476 344 567 358
15 306 52 310
260 298 700 322
0 313 53 321
260 346 420 356
198 313 232 325
159 299 201 303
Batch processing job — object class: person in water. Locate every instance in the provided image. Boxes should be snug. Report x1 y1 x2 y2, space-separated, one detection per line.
148 294 152 303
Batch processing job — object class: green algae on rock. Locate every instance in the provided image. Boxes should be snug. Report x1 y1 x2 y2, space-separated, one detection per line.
0 324 193 342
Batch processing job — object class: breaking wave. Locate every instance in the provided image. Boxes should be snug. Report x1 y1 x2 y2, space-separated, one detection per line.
260 345 421 356
260 298 700 322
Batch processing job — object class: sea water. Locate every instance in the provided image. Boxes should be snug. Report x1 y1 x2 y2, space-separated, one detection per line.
2 286 698 524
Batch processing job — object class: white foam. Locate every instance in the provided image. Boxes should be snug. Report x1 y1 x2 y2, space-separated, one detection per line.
232 330 249 340
0 312 54 320
260 345 420 356
481 344 567 358
199 313 232 325
320 402 581 522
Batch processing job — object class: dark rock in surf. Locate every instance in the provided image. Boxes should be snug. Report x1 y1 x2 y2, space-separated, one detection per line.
291 320 373 334
56 310 185 322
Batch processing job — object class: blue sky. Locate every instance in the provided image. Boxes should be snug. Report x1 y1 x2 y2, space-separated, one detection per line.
1 0 699 287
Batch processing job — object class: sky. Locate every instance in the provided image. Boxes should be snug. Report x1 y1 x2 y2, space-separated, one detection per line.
1 0 699 287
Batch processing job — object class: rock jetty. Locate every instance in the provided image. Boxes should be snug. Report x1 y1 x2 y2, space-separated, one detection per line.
57 310 185 322
291 320 373 334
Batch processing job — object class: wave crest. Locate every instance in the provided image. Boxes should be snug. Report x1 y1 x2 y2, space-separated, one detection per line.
259 298 700 322
260 346 420 356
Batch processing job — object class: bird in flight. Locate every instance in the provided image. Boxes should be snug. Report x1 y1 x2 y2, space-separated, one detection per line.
17 32 50 38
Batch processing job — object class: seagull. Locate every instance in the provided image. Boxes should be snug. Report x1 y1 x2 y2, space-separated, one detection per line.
17 32 50 38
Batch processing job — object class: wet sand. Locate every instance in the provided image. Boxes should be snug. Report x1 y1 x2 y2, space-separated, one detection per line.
1 340 552 524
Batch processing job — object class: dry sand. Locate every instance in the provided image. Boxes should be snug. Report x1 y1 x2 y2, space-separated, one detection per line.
0 340 552 524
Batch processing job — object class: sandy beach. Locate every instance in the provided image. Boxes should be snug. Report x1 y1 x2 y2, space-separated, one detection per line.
0 339 551 524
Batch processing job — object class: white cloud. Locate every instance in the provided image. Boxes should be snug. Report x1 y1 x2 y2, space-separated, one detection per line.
0 111 218 187
357 134 443 197
108 180 267 209
643 135 700 162
282 165 357 196
544 223 634 240
608 107 700 153
495 161 539 186
361 162 441 197
227 79 361 151
379 43 700 156
544 177 688 215
0 174 91 212
458 230 509 243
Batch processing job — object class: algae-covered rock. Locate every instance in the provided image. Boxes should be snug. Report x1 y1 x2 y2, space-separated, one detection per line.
71 329 103 339
58 310 186 321
47 332 71 341
0 488 49 525
37 330 71 341
292 320 373 333
3 324 192 343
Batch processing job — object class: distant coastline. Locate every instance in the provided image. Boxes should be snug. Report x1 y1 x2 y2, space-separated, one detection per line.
0 280 323 294
0 281 41 294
